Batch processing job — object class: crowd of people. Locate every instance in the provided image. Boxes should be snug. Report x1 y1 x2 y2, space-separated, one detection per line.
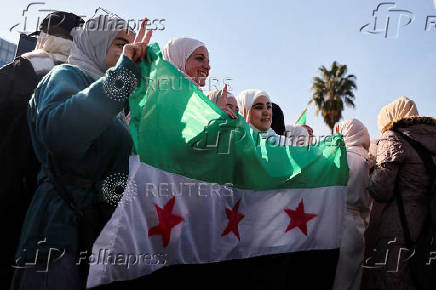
0 10 435 290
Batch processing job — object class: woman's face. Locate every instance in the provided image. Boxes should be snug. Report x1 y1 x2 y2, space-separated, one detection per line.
227 97 239 112
249 95 272 132
185 46 210 87
106 30 135 69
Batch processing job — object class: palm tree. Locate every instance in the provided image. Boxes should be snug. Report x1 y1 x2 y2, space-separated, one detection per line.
310 61 357 134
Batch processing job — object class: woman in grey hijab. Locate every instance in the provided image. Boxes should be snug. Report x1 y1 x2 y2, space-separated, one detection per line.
11 15 152 290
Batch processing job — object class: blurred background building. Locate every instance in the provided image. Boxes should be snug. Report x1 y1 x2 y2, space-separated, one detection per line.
0 37 16 67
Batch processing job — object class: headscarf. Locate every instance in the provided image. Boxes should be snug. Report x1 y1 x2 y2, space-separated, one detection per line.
236 89 278 141
337 118 370 159
284 125 310 146
206 89 235 105
35 31 73 63
68 14 131 80
377 96 419 134
236 89 271 117
271 103 285 135
162 37 205 73
21 31 74 76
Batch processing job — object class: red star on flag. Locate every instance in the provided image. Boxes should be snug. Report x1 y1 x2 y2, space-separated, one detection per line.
221 199 245 241
284 199 317 236
148 196 184 247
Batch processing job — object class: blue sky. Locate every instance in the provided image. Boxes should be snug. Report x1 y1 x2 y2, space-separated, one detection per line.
1 0 435 138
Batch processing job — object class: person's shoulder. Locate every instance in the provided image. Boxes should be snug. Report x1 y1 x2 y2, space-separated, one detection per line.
380 129 403 144
32 64 91 106
40 64 91 89
48 64 88 80
0 57 26 74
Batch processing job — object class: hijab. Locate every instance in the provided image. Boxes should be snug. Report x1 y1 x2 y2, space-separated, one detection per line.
22 31 74 76
162 37 205 73
68 14 130 80
337 118 370 159
377 96 419 134
236 89 270 117
236 89 278 141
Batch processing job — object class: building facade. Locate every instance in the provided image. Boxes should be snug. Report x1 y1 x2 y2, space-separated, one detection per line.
0 37 17 67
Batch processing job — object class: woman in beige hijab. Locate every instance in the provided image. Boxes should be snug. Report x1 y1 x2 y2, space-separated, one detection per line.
377 96 419 134
366 97 436 290
333 119 371 290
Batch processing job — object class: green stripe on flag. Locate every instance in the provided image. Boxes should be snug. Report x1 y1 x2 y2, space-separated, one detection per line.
129 44 348 190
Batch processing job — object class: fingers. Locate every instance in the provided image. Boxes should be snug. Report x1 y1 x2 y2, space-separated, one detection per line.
135 18 148 43
140 42 146 60
217 85 228 108
218 104 237 119
124 41 150 63
222 84 228 99
222 107 237 119
144 29 153 45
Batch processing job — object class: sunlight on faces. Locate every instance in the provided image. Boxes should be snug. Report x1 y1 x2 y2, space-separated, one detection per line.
106 30 135 69
185 46 210 87
249 95 272 132
227 97 239 112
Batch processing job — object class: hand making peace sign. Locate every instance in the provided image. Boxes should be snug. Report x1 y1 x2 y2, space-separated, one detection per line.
123 18 153 63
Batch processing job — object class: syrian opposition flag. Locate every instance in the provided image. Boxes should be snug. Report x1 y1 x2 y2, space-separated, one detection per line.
86 44 349 288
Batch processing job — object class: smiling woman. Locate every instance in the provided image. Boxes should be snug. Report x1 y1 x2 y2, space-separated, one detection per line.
237 89 273 133
162 37 208 87
162 37 237 119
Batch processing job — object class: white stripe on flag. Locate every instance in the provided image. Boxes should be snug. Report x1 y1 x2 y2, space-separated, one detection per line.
87 156 346 288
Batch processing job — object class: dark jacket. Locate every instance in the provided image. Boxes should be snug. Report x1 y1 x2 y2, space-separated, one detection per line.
367 116 436 290
15 55 139 265
0 57 41 287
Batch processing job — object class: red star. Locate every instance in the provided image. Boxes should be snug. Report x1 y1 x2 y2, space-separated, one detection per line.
221 199 245 241
284 199 317 236
148 197 184 247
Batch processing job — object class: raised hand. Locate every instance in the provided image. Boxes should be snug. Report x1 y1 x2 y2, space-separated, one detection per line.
218 84 237 119
123 18 153 63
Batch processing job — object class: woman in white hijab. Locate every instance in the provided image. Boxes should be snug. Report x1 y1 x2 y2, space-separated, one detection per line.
236 89 279 141
237 89 302 146
13 15 152 290
162 37 237 119
332 118 371 290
